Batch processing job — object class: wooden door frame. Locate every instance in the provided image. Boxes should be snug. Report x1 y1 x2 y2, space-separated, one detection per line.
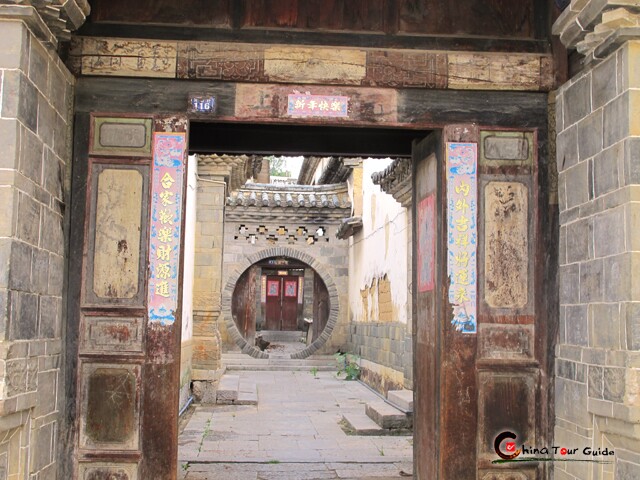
68 79 556 479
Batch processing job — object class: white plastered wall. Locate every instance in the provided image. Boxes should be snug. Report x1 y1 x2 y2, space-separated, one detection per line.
179 155 197 409
348 158 408 325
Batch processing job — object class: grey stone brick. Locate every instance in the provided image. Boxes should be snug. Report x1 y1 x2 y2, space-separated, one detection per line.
603 367 625 402
564 74 592 127
0 21 28 70
559 205 579 225
557 359 576 380
42 148 63 200
603 91 629 149
0 238 10 289
588 303 620 349
616 460 640 480
0 118 19 169
588 365 603 398
9 241 32 291
0 186 16 238
0 288 7 336
40 209 63 255
578 110 603 161
566 305 588 346
19 126 43 184
39 296 62 338
47 253 64 297
38 97 56 149
593 207 625 258
557 125 578 172
1 70 38 132
582 347 606 365
28 39 49 94
566 218 592 263
618 43 629 93
10 291 38 340
579 259 604 303
34 370 57 417
624 302 640 350
624 137 640 185
555 377 590 428
559 225 567 266
593 142 621 197
560 264 580 305
558 163 567 211
48 65 68 116
603 253 631 302
564 161 590 209
30 421 54 472
575 363 586 383
556 92 564 133
592 54 617 110
559 306 567 344
16 192 40 246
32 248 49 295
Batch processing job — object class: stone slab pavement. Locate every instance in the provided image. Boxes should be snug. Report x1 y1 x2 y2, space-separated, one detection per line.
178 371 413 479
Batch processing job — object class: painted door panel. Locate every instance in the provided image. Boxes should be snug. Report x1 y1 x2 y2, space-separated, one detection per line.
69 114 187 480
412 126 550 479
281 276 299 330
265 276 282 330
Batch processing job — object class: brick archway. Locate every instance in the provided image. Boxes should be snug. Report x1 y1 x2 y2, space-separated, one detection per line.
221 247 339 359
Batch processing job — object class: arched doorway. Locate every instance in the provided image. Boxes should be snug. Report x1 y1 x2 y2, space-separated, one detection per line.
222 248 340 359
231 257 330 358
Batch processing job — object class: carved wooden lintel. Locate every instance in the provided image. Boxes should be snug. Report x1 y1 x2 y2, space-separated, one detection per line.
69 36 554 92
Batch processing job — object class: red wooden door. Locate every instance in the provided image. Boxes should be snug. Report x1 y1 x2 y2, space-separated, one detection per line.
281 276 299 330
265 276 281 330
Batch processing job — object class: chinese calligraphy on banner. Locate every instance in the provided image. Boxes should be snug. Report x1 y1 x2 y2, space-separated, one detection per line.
148 132 186 325
287 94 348 117
447 143 478 333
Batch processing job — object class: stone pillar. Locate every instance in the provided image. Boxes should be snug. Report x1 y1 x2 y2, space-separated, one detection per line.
303 268 314 321
554 4 640 478
256 157 270 184
0 8 79 478
191 167 226 394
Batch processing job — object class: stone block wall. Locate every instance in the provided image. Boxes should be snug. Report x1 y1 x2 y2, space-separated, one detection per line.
192 172 225 374
348 322 411 393
0 19 73 480
555 40 640 480
222 218 349 354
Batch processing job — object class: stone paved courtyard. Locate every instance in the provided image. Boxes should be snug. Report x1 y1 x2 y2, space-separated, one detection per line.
178 371 413 479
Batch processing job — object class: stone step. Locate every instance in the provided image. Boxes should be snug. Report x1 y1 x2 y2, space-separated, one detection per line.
387 389 414 412
257 330 306 342
236 380 258 405
223 353 338 371
365 400 412 429
226 364 336 372
341 412 385 436
216 374 239 404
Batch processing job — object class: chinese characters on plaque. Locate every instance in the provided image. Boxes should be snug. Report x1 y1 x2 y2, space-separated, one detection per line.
447 143 478 333
287 94 348 118
148 132 186 325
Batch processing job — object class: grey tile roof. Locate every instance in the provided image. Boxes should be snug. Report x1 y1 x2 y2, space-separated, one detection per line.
227 183 351 210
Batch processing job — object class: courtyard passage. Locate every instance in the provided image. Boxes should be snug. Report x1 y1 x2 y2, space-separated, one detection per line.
178 371 413 479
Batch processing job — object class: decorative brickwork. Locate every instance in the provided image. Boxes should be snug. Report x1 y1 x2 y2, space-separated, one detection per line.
0 18 74 479
554 39 640 479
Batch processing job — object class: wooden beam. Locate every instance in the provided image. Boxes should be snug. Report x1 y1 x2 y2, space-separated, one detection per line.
75 77 548 130
69 36 555 92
